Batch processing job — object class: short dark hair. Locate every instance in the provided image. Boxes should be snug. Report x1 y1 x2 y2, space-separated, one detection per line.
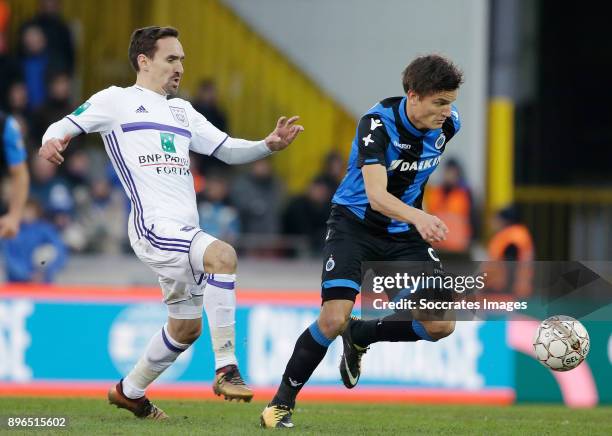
401 54 464 95
128 26 179 72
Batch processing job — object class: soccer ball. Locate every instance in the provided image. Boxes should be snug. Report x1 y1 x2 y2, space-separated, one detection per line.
532 315 590 371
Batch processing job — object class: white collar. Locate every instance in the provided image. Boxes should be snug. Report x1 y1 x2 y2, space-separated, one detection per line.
133 85 168 100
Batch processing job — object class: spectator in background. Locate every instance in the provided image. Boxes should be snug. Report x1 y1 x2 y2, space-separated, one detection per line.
486 204 534 297
0 110 29 239
316 151 345 196
63 149 90 191
29 154 86 251
0 23 23 112
6 81 29 115
192 79 228 132
488 205 534 262
6 81 33 133
230 158 282 235
1 198 67 282
0 0 22 123
191 79 229 173
105 161 132 222
0 49 22 113
19 24 50 109
74 178 128 254
32 71 73 144
197 174 240 245
19 0 75 74
424 158 475 258
29 154 73 218
282 176 331 256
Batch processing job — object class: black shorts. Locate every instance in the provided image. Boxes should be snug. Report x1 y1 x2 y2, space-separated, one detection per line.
321 206 444 302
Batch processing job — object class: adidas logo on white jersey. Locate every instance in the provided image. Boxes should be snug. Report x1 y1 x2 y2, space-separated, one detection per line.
135 105 148 113
219 340 233 350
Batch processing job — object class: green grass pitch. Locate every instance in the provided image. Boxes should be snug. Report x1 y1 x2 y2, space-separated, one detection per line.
1 397 611 435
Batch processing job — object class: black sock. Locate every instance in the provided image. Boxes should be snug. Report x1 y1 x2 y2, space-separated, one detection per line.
351 312 421 347
271 322 332 408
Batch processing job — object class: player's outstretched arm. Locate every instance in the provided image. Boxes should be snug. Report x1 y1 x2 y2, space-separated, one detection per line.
264 116 304 151
362 164 448 243
212 116 304 165
39 118 82 165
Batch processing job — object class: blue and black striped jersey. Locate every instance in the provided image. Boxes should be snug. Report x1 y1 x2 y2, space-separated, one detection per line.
332 96 461 234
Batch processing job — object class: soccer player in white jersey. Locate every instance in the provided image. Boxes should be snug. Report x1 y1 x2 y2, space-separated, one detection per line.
39 26 304 420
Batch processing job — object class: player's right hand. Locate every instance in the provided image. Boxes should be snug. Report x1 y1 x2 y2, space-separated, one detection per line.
39 134 71 165
264 116 304 151
413 211 448 243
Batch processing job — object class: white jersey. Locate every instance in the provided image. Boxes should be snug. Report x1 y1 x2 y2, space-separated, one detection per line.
65 85 227 245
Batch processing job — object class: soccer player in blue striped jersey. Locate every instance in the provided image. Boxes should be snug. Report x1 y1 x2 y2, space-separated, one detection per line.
261 54 463 429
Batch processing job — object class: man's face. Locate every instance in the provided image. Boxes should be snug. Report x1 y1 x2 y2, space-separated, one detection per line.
140 37 185 96
407 89 458 130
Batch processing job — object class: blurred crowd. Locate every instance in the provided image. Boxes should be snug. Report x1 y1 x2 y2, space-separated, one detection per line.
0 0 350 283
2 1 527 285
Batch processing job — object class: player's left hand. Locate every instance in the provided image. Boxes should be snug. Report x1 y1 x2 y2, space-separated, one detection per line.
265 116 304 151
413 211 449 244
0 213 20 239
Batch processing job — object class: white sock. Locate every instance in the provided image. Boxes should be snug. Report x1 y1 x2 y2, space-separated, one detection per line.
203 273 238 370
122 324 189 399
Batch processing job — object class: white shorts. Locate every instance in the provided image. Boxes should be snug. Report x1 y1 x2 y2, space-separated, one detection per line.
130 221 217 319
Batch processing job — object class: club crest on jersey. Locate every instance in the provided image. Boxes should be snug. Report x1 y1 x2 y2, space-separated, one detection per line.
325 255 335 271
160 132 177 153
169 106 189 127
435 133 446 149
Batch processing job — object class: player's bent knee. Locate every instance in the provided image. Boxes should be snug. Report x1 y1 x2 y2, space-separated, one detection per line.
204 240 237 273
318 313 350 339
167 318 202 344
424 320 455 340
176 325 201 344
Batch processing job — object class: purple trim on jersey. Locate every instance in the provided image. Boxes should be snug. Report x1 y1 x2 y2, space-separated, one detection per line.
106 133 147 239
108 144 188 252
207 278 235 290
210 134 230 157
108 131 191 249
112 131 191 246
107 131 192 249
105 133 190 251
142 233 190 253
107 133 191 252
121 122 192 138
161 327 185 353
105 132 144 238
64 116 86 134
104 134 142 239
